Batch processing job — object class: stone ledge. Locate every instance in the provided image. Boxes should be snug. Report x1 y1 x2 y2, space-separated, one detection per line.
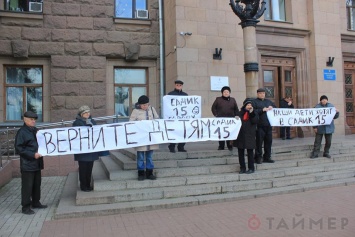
0 11 43 19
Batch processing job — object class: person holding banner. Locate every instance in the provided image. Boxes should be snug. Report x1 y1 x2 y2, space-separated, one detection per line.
280 96 294 140
211 86 239 151
130 95 160 181
253 88 276 164
73 105 100 192
167 80 188 153
234 99 258 174
310 95 339 159
15 111 47 215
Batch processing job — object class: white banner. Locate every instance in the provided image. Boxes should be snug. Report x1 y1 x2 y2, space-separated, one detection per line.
37 118 241 156
267 108 337 127
163 95 201 119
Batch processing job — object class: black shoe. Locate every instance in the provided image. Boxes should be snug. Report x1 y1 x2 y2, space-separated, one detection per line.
169 149 175 153
22 209 35 215
146 169 156 180
263 159 275 163
255 157 262 164
32 203 48 209
178 149 187 152
282 137 286 140
81 188 92 192
310 154 318 159
286 137 292 140
227 147 233 151
138 170 145 181
246 170 254 174
239 168 246 174
323 153 331 159
218 147 224 150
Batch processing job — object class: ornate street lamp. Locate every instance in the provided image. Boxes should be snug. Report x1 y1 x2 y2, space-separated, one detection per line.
229 0 266 98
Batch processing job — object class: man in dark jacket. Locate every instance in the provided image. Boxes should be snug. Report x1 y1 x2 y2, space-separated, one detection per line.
15 111 47 215
310 95 339 159
167 80 188 152
253 88 276 164
279 96 294 140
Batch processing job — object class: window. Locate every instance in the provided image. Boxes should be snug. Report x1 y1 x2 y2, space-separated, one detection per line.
115 0 147 19
2 0 43 13
5 66 43 122
347 0 355 30
264 0 286 21
114 68 147 116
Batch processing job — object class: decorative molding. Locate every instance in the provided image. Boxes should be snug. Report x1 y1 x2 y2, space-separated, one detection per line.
341 33 355 43
114 18 151 26
256 25 310 38
0 11 43 19
244 62 259 72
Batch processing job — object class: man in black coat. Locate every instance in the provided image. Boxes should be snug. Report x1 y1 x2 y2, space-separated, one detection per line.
15 111 47 215
279 96 294 139
167 80 188 152
253 88 276 164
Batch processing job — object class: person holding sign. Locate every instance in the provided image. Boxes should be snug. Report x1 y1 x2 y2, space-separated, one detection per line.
73 105 100 192
15 111 47 215
167 80 188 153
279 96 294 140
310 95 339 159
211 86 239 151
130 95 160 181
253 88 276 164
234 99 259 174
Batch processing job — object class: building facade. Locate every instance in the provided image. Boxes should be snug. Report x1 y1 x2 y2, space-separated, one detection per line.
0 0 355 138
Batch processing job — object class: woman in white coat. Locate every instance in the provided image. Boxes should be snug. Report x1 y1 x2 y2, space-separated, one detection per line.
129 95 159 181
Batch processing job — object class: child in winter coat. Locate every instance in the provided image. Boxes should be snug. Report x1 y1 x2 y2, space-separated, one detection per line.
234 99 259 174
129 95 160 181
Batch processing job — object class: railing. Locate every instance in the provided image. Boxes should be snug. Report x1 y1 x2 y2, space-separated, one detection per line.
0 115 129 169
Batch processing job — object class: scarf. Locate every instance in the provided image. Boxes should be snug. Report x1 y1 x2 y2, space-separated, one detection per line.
243 111 249 121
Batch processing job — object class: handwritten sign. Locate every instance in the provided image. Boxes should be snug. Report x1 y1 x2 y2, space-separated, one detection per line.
267 108 337 127
37 118 241 156
163 95 201 119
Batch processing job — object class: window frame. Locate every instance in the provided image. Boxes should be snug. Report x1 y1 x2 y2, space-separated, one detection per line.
347 0 355 31
0 0 43 14
114 0 148 19
264 0 292 23
4 65 44 122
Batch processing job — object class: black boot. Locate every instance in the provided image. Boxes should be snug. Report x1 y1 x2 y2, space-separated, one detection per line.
239 168 246 174
138 170 145 181
146 169 156 180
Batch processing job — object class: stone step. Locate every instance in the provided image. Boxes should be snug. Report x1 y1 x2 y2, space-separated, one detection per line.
55 172 355 219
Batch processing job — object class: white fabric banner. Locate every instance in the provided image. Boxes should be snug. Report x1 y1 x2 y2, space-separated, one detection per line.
37 118 241 156
267 108 337 127
163 95 201 119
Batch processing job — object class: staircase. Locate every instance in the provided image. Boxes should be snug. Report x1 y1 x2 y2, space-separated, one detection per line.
54 136 355 219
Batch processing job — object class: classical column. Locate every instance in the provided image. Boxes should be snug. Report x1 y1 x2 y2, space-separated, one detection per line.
230 0 266 98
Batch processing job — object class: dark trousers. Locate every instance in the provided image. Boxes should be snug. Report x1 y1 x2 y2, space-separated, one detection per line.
218 140 233 149
312 133 332 155
238 149 255 171
169 143 185 151
255 126 273 160
78 161 94 190
280 127 290 139
21 170 41 211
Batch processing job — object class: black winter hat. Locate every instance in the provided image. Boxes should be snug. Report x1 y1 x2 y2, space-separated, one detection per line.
175 80 184 85
221 86 231 93
138 95 149 104
242 98 253 107
257 88 265 93
23 111 38 119
320 95 328 101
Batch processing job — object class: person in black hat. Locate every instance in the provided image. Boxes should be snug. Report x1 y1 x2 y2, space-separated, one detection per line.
310 95 339 159
15 111 47 215
234 99 258 174
73 105 100 192
130 95 160 181
167 80 188 152
253 88 276 164
279 95 294 140
211 86 239 151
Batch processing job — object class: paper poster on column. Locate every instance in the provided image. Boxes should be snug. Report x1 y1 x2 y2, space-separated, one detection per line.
210 76 229 91
163 95 201 119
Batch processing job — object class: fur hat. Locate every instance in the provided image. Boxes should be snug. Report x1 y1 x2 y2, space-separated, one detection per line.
221 86 231 93
138 95 149 104
78 105 90 115
320 95 328 101
23 111 38 119
257 88 265 93
174 80 184 85
242 98 253 108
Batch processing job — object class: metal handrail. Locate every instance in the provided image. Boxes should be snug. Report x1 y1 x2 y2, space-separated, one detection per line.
0 114 129 169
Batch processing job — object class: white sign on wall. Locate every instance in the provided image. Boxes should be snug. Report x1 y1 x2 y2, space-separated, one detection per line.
163 95 201 119
210 76 229 91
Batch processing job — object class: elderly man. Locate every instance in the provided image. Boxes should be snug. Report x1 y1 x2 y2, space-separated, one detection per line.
15 111 47 215
167 80 188 153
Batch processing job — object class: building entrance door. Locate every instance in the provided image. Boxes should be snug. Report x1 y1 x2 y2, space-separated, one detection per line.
344 62 355 134
261 57 297 138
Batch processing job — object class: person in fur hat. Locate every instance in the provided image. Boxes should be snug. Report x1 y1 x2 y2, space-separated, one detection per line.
129 95 160 181
211 86 239 151
234 99 259 174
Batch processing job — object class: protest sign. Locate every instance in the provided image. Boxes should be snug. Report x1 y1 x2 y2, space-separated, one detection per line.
37 117 241 156
267 108 337 126
163 95 201 119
